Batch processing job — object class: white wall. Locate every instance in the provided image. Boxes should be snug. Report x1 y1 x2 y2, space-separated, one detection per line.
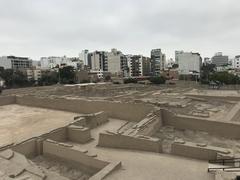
0 56 12 69
107 53 121 74
178 52 201 74
233 57 240 69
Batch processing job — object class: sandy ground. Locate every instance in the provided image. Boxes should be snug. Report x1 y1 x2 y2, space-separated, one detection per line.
0 104 79 147
32 156 90 180
70 119 214 180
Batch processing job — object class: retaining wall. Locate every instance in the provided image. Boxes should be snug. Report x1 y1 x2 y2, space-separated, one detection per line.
43 140 109 174
12 138 38 158
78 111 109 129
161 109 240 139
16 95 153 122
98 132 162 153
171 141 232 160
67 125 91 143
0 96 16 106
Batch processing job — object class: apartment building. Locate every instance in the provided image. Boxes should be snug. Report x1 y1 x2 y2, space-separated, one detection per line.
151 49 166 76
128 55 151 77
0 56 32 70
176 51 202 75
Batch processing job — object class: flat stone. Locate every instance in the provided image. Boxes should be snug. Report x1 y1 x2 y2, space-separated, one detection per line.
196 143 207 147
58 143 73 148
46 139 58 144
0 150 14 160
174 139 185 144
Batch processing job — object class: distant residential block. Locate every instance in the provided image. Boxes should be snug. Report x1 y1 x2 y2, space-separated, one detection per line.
0 56 32 70
151 49 166 76
211 52 228 67
128 55 151 77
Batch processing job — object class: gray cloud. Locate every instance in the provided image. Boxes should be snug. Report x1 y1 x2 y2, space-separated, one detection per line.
0 0 240 60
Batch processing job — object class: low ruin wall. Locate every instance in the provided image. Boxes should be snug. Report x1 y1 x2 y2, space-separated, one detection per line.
43 140 109 174
76 111 109 129
16 95 154 122
186 94 240 101
0 96 16 106
98 132 162 153
12 138 39 158
89 161 122 180
171 141 232 160
161 109 240 139
41 127 67 142
67 125 91 143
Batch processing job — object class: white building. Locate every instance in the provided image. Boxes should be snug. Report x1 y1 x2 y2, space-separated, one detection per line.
177 51 202 75
175 50 184 65
79 50 89 66
40 56 82 69
0 56 32 69
0 77 5 87
40 56 62 69
89 51 107 71
233 56 240 69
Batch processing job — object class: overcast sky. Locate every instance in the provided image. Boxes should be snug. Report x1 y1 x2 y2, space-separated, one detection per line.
0 0 240 60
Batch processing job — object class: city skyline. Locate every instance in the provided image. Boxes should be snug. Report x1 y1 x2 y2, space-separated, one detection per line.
0 0 240 59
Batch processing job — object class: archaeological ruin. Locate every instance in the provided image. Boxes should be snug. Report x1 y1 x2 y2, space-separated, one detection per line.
1 83 240 180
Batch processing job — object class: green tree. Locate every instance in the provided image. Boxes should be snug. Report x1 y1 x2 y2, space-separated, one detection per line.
40 71 59 85
149 76 166 84
200 64 216 84
124 78 138 84
209 71 240 85
59 66 75 84
0 69 30 87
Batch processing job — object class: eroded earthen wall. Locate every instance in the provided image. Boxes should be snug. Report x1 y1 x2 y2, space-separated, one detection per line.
16 96 154 121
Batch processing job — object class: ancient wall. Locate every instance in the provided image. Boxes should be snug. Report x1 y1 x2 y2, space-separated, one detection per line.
135 113 162 136
76 111 109 129
67 125 92 143
161 109 240 139
16 95 154 122
0 96 16 106
89 161 122 180
43 140 109 174
171 141 232 160
98 132 162 153
12 138 38 158
41 127 67 142
186 94 240 101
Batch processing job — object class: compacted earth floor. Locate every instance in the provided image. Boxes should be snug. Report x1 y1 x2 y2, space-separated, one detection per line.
0 104 78 147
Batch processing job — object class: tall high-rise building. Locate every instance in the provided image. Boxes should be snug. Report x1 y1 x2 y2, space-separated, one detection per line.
90 51 107 71
150 49 165 76
175 50 184 65
107 49 128 76
176 51 202 75
128 55 151 77
79 50 90 66
211 52 228 67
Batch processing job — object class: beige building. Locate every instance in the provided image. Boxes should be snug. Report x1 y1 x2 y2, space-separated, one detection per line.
89 51 107 71
128 55 151 77
26 69 42 81
107 49 128 76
